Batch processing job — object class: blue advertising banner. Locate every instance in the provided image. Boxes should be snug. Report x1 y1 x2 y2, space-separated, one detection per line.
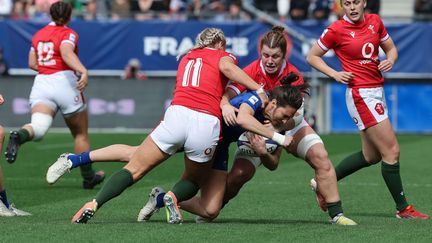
1 20 432 76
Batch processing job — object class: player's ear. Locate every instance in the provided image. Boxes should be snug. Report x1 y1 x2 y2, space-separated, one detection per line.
363 0 367 8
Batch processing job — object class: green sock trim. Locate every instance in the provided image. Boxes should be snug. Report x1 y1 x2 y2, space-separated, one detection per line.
381 161 409 211
17 128 30 144
335 151 371 181
327 201 343 218
95 169 134 208
171 179 199 202
80 164 95 181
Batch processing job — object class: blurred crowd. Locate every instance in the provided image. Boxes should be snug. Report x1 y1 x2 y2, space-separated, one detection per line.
0 0 431 22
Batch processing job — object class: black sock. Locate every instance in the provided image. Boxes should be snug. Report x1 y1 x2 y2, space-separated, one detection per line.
327 201 343 218
381 161 409 211
95 169 134 208
335 151 371 181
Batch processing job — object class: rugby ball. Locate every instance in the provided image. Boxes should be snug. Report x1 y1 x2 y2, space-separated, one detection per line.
237 132 279 157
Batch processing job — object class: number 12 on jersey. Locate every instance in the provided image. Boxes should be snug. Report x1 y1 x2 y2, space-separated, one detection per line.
37 42 56 66
182 58 203 87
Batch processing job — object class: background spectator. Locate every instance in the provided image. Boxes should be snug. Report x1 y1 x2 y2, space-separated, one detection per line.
121 58 147 80
111 0 131 20
224 0 251 21
0 0 13 18
311 0 331 20
10 0 30 20
365 0 380 15
289 0 310 20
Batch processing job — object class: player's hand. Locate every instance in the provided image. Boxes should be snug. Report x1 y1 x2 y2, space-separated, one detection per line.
0 94 4 105
222 104 238 126
378 59 394 72
281 135 294 149
245 132 268 156
77 72 89 92
333 71 353 84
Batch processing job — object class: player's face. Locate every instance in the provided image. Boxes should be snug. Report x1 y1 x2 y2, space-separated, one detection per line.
341 0 366 22
260 45 284 75
264 100 297 127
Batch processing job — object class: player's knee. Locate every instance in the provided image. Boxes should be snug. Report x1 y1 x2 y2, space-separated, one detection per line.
204 207 220 220
29 113 53 141
384 144 400 162
297 134 323 160
229 168 253 188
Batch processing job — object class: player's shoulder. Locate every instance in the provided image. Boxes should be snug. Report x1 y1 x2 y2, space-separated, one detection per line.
365 13 383 25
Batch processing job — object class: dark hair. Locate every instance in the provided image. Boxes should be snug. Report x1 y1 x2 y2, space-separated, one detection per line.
268 85 303 110
260 26 287 57
50 2 72 26
280 72 310 96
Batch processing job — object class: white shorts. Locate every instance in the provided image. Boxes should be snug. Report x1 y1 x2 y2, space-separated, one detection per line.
151 105 220 163
346 87 388 130
29 70 85 115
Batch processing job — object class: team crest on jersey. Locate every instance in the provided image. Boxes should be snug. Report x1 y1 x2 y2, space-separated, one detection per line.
350 31 355 38
368 25 376 34
375 103 384 115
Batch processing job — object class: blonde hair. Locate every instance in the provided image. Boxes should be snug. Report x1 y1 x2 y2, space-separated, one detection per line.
176 28 227 60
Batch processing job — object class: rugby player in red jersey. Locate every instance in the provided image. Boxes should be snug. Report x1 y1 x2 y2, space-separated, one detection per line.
307 0 429 219
4 1 104 189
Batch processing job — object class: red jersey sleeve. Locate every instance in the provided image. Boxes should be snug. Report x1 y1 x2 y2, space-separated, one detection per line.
317 24 338 51
61 29 79 47
226 61 255 95
376 15 390 43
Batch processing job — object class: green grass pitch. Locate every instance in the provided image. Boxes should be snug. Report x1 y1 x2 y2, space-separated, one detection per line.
1 133 431 242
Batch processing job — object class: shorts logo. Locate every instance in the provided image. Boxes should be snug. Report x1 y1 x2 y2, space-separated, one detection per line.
74 95 80 103
375 103 384 115
353 117 358 124
204 148 213 155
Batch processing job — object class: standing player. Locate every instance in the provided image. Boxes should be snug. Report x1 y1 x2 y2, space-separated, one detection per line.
0 94 31 216
307 0 429 219
4 2 104 189
138 26 357 225
69 28 277 224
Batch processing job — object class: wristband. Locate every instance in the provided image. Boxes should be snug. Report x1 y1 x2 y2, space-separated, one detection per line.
272 132 285 146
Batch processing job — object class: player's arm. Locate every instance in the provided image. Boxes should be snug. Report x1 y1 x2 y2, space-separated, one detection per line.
219 56 267 105
247 132 283 171
307 43 353 84
378 37 398 72
220 88 239 126
28 49 38 71
236 103 292 148
60 42 88 92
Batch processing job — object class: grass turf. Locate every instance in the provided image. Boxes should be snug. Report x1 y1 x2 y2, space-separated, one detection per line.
0 133 431 242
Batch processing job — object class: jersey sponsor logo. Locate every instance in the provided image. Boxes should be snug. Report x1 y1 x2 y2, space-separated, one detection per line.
248 95 259 105
375 103 384 115
69 33 76 42
350 31 355 38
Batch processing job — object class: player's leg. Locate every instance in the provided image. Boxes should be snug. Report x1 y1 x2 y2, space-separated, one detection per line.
72 135 171 223
5 104 54 163
289 124 356 225
47 144 139 184
64 110 105 189
363 119 429 219
223 153 259 206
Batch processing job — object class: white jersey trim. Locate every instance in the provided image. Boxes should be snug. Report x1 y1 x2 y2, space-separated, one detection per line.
380 33 390 43
226 83 242 95
61 40 75 47
317 39 329 51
